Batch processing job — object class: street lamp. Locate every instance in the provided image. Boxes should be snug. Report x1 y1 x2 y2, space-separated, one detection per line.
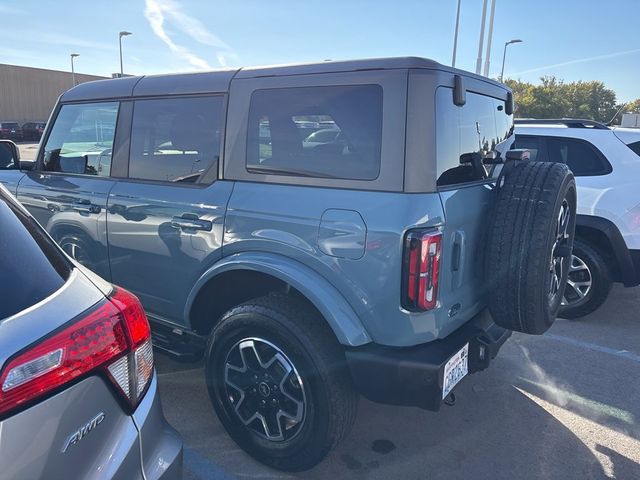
451 0 462 67
499 39 523 82
119 31 132 76
70 53 80 86
475 0 489 74
482 0 497 77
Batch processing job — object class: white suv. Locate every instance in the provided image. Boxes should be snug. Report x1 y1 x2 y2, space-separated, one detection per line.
515 119 640 318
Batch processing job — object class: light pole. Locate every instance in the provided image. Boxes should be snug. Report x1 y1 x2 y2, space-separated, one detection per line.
482 0 497 77
499 39 523 82
119 31 132 77
70 53 79 86
451 0 462 67
475 0 489 74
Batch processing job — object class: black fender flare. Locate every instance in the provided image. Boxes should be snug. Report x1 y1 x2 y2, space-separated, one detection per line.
575 215 639 287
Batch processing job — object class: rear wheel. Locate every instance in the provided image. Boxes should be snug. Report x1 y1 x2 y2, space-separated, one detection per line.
558 240 612 319
204 294 358 471
58 233 97 271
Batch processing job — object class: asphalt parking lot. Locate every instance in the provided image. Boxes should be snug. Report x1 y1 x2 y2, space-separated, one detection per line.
155 285 640 480
16 141 39 160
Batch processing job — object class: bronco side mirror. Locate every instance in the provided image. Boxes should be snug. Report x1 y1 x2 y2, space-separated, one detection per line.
506 92 514 115
505 149 530 161
19 159 35 171
0 140 20 170
453 75 466 106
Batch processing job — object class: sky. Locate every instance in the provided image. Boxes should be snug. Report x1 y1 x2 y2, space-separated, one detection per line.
0 0 638 101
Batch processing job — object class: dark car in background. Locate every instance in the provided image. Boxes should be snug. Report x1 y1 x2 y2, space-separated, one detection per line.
21 122 47 141
0 154 183 479
0 122 22 141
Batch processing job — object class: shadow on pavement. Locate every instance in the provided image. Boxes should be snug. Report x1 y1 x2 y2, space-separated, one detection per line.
156 287 640 480
156 350 635 479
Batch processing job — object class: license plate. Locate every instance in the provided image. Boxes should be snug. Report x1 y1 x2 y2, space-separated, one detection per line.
442 343 469 399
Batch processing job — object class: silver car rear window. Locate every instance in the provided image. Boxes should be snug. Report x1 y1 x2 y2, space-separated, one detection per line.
0 192 70 320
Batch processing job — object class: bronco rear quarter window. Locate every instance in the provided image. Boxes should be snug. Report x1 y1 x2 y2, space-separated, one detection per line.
246 85 383 180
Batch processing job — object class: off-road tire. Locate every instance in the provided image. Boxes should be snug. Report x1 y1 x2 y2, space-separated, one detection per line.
204 293 358 471
558 239 612 319
486 161 577 334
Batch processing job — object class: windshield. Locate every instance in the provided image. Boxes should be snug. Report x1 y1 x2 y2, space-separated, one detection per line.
0 188 71 320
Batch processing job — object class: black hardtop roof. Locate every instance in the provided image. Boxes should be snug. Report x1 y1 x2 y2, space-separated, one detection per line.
60 56 506 102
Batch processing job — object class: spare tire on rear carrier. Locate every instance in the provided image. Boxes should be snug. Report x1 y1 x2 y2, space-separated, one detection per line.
485 159 577 334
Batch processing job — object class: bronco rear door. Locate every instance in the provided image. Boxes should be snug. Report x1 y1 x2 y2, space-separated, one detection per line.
434 85 514 325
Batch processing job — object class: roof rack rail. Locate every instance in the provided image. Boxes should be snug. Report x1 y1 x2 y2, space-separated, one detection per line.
514 118 609 130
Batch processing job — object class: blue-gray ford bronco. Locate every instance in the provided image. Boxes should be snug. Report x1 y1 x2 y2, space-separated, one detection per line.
0 57 577 471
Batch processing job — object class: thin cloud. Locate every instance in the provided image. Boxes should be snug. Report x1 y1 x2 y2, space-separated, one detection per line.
144 0 236 70
507 48 640 77
0 47 40 62
40 32 114 51
0 29 113 51
0 4 25 15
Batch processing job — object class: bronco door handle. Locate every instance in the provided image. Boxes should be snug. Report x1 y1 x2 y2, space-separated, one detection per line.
171 214 212 231
71 199 100 214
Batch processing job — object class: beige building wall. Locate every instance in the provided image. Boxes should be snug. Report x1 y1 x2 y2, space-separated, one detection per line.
0 64 107 123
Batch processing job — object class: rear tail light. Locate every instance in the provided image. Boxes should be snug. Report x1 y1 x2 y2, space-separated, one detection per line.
402 229 442 311
0 287 153 417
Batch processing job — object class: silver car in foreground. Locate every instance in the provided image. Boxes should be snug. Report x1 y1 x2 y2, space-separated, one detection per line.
0 180 182 479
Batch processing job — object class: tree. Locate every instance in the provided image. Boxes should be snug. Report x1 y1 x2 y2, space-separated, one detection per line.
563 80 618 122
504 77 620 123
623 98 640 114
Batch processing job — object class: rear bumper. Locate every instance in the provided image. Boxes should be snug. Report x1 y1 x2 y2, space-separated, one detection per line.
133 374 183 480
345 308 511 411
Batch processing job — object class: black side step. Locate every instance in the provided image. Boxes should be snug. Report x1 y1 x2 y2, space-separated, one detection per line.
150 320 206 363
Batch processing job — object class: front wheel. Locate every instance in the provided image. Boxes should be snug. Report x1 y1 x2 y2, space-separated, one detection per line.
204 294 358 471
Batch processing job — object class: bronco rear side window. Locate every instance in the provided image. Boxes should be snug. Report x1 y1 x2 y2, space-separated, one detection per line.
129 96 224 184
246 85 383 180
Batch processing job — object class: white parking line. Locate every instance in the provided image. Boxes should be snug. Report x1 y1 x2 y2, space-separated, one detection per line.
518 377 635 424
184 447 234 480
157 368 203 377
544 333 640 363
